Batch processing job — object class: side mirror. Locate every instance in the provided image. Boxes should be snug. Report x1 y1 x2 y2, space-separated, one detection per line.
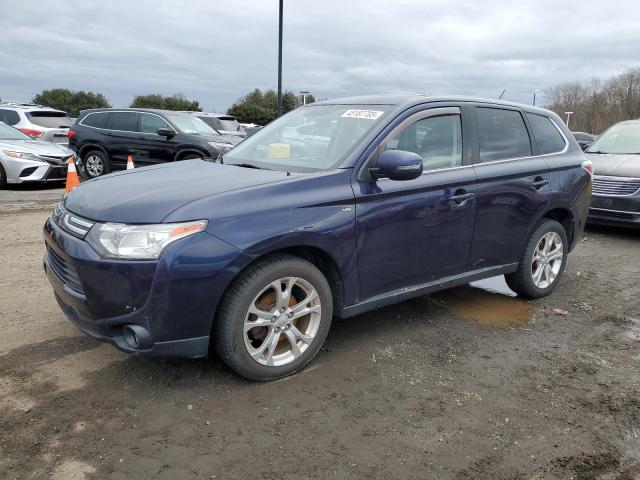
370 149 423 181
580 143 591 151
157 128 175 137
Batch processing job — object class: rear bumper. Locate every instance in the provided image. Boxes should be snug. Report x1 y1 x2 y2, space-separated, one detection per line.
43 215 248 358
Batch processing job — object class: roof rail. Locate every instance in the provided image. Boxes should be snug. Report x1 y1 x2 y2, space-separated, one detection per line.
0 101 47 108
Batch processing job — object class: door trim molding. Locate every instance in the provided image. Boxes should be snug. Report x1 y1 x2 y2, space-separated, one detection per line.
337 263 518 318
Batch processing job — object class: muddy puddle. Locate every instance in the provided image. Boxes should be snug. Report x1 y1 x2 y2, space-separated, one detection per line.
432 276 534 327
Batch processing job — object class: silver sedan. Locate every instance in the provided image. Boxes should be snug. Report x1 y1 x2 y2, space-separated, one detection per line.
0 121 73 187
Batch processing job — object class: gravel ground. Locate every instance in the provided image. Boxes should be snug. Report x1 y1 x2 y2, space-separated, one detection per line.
0 202 639 480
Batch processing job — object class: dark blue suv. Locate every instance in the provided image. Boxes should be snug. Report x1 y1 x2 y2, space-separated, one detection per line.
43 95 592 380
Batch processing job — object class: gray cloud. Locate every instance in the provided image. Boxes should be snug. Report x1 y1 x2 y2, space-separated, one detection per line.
1 0 638 111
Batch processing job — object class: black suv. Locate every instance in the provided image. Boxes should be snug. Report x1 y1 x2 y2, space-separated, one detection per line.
68 109 242 178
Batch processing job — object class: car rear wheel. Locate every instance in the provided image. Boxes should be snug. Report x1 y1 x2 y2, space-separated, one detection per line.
82 150 110 179
214 254 333 381
505 219 568 299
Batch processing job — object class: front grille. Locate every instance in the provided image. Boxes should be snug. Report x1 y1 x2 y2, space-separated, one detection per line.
592 175 640 197
52 204 95 239
40 155 71 166
46 247 84 293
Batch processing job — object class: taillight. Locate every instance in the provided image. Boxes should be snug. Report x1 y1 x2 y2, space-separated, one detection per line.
18 128 43 138
581 159 594 178
67 129 76 139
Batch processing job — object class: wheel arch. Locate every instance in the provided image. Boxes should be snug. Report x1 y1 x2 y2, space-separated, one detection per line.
174 148 207 161
542 207 574 246
79 143 109 159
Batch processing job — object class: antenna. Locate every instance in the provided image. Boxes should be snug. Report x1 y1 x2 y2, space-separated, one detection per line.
498 89 506 100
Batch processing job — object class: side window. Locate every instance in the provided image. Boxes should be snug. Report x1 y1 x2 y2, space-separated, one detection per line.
384 114 462 171
476 107 531 162
109 112 139 132
0 109 21 126
82 112 108 129
140 113 170 134
526 113 566 155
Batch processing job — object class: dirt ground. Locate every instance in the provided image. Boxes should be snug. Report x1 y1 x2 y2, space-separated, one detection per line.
1 201 639 480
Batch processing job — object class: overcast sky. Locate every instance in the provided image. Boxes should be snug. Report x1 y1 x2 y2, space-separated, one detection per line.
1 0 639 112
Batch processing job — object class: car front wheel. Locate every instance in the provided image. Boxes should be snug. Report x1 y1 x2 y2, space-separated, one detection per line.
214 254 333 381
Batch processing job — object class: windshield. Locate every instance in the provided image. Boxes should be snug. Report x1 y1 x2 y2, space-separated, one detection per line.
223 105 392 171
0 122 32 140
164 113 217 135
196 116 221 133
588 122 640 154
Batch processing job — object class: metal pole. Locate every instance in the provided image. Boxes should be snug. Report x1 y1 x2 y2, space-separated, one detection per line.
277 0 283 117
300 90 309 106
564 111 573 128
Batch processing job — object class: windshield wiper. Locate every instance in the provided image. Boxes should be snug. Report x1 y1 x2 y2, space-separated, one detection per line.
231 163 269 170
587 151 607 154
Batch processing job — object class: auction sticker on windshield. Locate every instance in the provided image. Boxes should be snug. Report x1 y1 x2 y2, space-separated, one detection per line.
341 109 385 120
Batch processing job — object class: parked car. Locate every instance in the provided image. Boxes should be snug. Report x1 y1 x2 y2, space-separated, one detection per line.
68 109 242 178
586 120 640 227
0 102 73 145
572 131 596 151
0 121 73 187
44 95 591 380
186 112 246 137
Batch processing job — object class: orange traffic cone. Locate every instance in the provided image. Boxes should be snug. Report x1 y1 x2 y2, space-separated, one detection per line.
65 156 80 192
127 155 135 170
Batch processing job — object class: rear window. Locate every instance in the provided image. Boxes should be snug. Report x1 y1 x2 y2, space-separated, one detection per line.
0 109 21 126
476 107 532 162
197 116 222 131
527 113 566 155
26 111 72 128
81 112 108 129
109 112 139 132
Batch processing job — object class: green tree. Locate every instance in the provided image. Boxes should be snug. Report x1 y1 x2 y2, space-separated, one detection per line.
32 88 111 117
130 93 201 111
227 88 300 124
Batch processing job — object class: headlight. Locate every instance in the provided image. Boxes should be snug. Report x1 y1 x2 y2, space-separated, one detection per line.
86 220 207 260
3 150 41 162
207 141 234 152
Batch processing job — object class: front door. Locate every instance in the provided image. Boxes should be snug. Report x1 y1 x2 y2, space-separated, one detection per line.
136 112 176 165
353 107 477 301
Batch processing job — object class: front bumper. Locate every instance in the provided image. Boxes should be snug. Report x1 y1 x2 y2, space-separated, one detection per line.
2 157 67 183
43 215 247 358
588 194 640 227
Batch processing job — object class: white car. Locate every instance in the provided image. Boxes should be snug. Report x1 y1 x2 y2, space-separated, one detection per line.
0 122 73 188
0 102 73 145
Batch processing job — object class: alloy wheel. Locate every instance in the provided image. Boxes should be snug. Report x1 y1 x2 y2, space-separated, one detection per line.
243 276 322 367
531 231 563 289
85 154 104 177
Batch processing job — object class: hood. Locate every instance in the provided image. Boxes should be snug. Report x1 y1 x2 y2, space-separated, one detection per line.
64 160 293 223
0 139 73 158
587 153 640 178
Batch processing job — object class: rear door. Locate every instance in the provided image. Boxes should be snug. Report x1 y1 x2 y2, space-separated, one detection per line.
105 111 140 168
353 106 477 301
469 105 550 271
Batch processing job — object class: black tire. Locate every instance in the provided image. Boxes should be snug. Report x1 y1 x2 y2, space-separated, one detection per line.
505 219 568 299
0 163 7 189
214 254 333 381
180 153 203 160
81 149 111 179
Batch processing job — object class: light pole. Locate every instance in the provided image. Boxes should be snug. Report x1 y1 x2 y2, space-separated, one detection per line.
276 0 284 117
564 111 574 128
532 89 544 106
299 90 309 106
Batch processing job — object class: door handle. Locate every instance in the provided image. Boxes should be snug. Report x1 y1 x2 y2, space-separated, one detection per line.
531 176 549 190
449 189 475 207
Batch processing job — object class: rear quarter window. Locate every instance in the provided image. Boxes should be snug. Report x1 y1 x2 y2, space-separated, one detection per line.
0 109 21 126
476 107 532 162
527 113 566 155
81 112 109 129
